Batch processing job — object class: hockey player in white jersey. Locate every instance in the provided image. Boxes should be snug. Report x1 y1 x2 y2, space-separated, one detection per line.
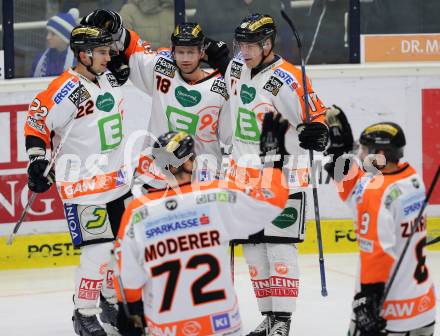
82 10 230 184
218 13 329 336
113 112 290 336
324 106 436 336
24 25 136 336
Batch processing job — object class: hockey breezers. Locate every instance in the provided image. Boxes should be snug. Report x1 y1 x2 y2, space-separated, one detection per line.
379 165 440 311
280 3 328 297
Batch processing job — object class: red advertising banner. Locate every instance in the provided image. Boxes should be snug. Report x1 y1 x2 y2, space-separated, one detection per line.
0 104 64 224
422 89 440 204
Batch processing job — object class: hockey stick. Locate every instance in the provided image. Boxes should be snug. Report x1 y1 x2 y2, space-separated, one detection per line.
426 236 440 247
230 240 236 283
380 165 440 310
280 4 328 297
6 83 84 245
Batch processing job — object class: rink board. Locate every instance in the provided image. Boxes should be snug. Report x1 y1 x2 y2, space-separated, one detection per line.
1 218 439 270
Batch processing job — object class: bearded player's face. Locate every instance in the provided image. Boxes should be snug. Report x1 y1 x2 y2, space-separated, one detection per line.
174 46 203 74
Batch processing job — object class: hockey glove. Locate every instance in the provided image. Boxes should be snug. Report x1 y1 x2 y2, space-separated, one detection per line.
27 155 55 193
203 37 230 76
116 301 146 336
324 105 354 158
81 9 128 51
297 122 329 152
353 283 387 336
260 112 289 169
107 53 130 86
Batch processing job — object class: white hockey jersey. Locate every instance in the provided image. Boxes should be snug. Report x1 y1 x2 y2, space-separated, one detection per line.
222 56 327 171
115 168 288 335
124 31 228 182
25 68 133 204
337 162 436 331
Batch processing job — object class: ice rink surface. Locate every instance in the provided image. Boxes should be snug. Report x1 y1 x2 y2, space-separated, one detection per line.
1 252 439 336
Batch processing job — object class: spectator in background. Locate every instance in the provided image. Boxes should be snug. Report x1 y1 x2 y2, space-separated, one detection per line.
31 8 79 77
119 0 174 49
194 0 294 61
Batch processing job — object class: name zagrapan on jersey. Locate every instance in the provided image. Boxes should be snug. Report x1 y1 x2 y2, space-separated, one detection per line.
231 61 243 79
68 85 91 106
210 79 229 100
154 57 176 78
263 76 283 96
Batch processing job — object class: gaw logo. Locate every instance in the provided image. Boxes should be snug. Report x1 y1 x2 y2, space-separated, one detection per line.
175 86 201 107
80 206 108 234
97 113 123 152
235 108 260 141
272 207 298 229
240 84 256 104
96 92 115 112
166 106 199 135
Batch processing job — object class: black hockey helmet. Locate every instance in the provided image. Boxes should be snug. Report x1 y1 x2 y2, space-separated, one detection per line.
171 23 205 48
153 131 195 171
70 25 114 55
234 13 276 43
359 122 406 162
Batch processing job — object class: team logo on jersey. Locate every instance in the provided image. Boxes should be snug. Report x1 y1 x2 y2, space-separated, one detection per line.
26 116 46 134
81 206 109 234
53 77 79 104
106 73 120 87
231 61 243 79
68 84 91 106
96 92 115 112
166 106 199 135
212 313 231 332
165 199 178 210
210 79 229 100
272 207 298 229
235 108 260 142
263 76 283 96
154 57 176 78
273 68 300 91
175 86 202 107
240 84 256 104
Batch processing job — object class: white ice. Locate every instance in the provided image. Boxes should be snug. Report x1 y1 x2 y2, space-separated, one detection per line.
1 253 439 335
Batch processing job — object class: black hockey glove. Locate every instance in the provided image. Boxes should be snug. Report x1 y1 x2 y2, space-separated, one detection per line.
27 155 55 193
203 37 230 76
324 105 354 158
297 122 329 152
107 53 130 86
260 112 289 169
116 300 146 336
353 283 387 336
81 9 122 34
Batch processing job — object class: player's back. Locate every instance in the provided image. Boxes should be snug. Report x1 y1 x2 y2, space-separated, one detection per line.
118 174 288 335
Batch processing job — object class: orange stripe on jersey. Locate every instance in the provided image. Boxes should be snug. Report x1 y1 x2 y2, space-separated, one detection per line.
275 60 326 124
24 70 79 145
358 163 416 283
124 30 153 58
383 285 436 320
113 274 143 303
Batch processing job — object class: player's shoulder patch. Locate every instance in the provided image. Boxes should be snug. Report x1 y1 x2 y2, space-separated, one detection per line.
273 61 301 92
68 83 91 106
51 73 80 105
157 48 173 58
105 72 120 87
154 55 176 78
210 77 229 100
230 59 244 79
263 76 283 96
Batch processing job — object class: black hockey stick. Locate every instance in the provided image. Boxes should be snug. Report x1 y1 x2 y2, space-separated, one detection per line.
426 236 440 246
380 165 440 310
280 4 328 297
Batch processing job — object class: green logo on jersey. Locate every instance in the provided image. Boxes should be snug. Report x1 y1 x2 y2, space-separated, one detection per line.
97 113 123 151
96 92 115 112
235 108 260 142
240 84 256 104
175 86 201 107
166 106 199 135
272 207 298 229
85 208 108 229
